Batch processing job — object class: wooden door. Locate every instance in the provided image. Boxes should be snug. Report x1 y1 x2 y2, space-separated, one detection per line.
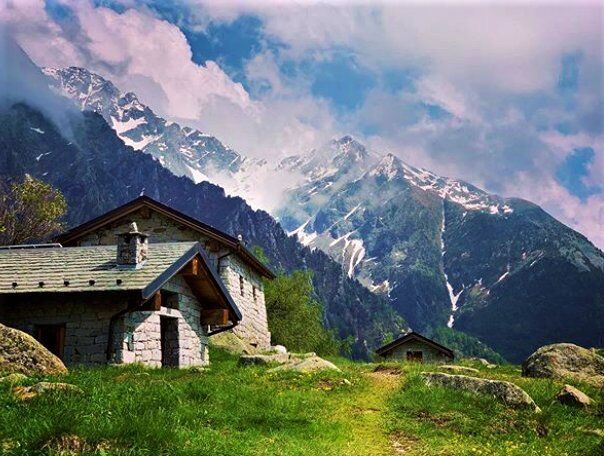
406 350 423 363
34 324 66 360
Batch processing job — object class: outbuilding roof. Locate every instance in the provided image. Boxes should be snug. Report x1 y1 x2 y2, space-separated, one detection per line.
55 196 275 279
375 331 454 358
0 241 242 321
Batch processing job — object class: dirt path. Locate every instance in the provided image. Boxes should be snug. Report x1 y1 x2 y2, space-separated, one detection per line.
337 369 413 456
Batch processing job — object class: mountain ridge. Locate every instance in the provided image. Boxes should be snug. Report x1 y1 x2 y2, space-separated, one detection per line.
39 65 604 362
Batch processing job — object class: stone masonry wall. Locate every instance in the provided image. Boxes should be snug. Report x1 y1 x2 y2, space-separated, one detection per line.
117 275 209 367
382 340 452 363
219 254 270 349
0 276 209 368
75 208 271 349
0 294 125 366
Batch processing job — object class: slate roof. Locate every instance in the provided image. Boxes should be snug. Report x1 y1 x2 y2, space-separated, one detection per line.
55 196 275 279
0 242 197 295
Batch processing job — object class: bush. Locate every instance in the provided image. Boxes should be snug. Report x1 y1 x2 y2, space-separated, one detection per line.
265 270 341 356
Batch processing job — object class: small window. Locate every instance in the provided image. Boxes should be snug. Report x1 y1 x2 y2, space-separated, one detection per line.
406 351 423 363
252 286 257 302
34 324 66 360
239 275 244 297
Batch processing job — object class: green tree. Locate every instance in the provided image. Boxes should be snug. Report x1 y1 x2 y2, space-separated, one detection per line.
265 270 340 356
0 175 67 245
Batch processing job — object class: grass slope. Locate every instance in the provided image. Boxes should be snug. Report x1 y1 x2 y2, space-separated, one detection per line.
0 351 602 455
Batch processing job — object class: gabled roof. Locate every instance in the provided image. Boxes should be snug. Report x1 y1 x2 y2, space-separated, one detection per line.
375 331 454 358
55 196 275 279
0 241 242 321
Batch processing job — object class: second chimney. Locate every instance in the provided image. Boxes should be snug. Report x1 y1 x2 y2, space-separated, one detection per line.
116 222 148 268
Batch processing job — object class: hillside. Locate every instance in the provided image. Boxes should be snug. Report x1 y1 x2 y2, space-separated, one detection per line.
0 102 404 359
1 350 602 455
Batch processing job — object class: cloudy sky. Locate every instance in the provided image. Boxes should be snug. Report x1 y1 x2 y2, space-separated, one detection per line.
1 0 603 247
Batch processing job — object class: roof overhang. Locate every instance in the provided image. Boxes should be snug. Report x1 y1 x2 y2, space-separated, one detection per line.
143 243 242 322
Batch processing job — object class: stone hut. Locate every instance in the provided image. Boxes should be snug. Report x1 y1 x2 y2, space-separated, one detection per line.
55 196 275 350
0 229 241 367
376 332 454 363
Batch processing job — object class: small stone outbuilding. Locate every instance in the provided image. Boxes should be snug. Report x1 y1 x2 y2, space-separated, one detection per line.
0 225 241 368
376 332 454 363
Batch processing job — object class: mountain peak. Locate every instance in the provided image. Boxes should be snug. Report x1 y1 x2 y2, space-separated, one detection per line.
369 153 405 181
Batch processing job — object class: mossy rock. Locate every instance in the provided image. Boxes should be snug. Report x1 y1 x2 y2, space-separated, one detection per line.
0 324 67 376
522 343 604 387
209 331 257 355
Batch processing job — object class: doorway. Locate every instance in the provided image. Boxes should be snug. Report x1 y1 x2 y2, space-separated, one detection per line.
406 350 423 363
160 316 179 367
34 324 66 360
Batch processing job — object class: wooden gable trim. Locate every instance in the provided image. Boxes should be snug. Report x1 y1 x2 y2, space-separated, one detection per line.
55 196 275 279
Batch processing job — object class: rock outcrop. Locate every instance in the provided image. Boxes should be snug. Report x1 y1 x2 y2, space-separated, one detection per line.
0 324 67 376
421 372 540 411
239 351 340 372
556 385 593 408
268 356 341 373
522 343 604 387
209 332 258 355
439 365 479 374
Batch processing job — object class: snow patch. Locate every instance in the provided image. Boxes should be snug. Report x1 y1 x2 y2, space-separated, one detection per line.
30 127 45 134
441 206 462 328
288 219 318 247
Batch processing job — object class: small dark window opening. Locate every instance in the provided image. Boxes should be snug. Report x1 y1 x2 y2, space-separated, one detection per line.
406 351 423 363
162 290 179 309
252 286 257 302
34 324 66 360
239 275 244 297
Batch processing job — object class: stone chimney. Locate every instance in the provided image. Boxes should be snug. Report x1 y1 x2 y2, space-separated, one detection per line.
116 222 148 268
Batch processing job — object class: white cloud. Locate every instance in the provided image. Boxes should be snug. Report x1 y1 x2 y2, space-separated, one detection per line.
2 0 252 121
2 0 603 248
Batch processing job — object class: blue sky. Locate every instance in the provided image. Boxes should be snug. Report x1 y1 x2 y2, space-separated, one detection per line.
2 0 603 247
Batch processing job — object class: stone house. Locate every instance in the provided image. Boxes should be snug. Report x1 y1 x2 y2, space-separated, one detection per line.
375 332 454 363
0 225 241 367
55 196 275 350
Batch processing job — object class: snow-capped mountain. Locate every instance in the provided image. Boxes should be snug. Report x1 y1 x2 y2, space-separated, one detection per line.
278 138 604 362
43 67 246 183
39 66 604 362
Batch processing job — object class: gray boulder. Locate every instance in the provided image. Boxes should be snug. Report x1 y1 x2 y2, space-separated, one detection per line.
268 356 341 373
0 323 67 376
421 372 540 412
439 365 479 374
522 343 604 387
556 385 593 407
238 353 290 366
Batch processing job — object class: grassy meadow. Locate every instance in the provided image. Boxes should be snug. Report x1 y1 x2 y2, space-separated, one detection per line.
0 351 602 455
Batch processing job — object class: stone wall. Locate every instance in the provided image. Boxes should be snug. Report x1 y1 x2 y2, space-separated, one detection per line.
0 275 209 367
116 275 209 367
381 340 452 363
74 207 271 349
219 254 270 349
0 294 124 365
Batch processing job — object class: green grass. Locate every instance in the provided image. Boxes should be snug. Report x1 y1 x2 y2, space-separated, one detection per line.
0 351 390 455
385 362 604 456
0 353 602 455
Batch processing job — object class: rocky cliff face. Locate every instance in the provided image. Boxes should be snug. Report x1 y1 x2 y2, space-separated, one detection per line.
278 140 604 362
0 102 405 359
43 67 246 183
